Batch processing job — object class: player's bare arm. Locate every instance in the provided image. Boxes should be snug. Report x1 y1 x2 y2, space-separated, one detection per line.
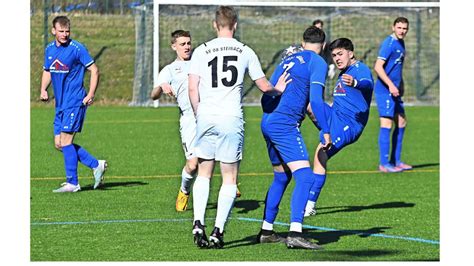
83 63 100 106
188 73 200 116
254 71 291 95
40 70 51 101
374 58 399 97
150 85 163 100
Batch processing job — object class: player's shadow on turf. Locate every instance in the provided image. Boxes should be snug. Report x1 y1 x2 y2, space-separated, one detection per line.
80 181 148 191
314 201 415 215
412 163 439 169
224 226 392 249
304 226 392 246
234 199 265 214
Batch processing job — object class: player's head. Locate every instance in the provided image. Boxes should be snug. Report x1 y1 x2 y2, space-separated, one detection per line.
52 16 70 45
214 6 238 33
312 19 324 29
171 30 192 61
301 26 325 54
392 17 409 40
329 38 355 70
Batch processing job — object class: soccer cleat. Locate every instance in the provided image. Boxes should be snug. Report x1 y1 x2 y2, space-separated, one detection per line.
209 227 225 249
286 232 323 250
175 189 190 211
236 183 242 198
257 229 286 244
378 164 403 173
304 207 317 217
396 162 413 171
93 160 107 189
192 220 209 248
53 183 81 193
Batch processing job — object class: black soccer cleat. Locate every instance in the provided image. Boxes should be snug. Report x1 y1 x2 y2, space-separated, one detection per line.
192 220 209 248
257 229 286 244
286 232 323 250
209 227 224 249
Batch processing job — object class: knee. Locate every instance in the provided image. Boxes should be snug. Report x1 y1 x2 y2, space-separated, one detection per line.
186 160 198 175
54 143 62 151
380 119 393 128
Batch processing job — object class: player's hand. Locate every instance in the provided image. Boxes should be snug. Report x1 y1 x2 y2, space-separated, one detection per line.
388 84 400 97
161 83 175 97
82 94 94 106
322 133 332 151
341 74 355 87
275 71 292 94
40 90 49 102
328 64 336 79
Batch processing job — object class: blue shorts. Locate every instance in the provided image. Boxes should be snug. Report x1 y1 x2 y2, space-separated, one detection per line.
261 112 309 164
375 92 405 118
53 106 87 135
319 106 364 158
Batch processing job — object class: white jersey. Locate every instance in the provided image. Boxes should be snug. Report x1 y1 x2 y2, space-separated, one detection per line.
156 60 193 115
189 37 265 118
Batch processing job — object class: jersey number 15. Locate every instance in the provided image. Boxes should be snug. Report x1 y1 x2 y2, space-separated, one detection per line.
208 56 238 88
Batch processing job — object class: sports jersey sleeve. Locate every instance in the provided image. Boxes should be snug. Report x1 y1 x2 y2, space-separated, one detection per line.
247 49 265 81
77 44 94 68
156 65 172 85
43 48 49 71
309 56 329 133
354 65 374 91
377 37 392 61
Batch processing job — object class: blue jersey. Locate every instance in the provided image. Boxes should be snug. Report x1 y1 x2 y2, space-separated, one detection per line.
332 61 374 127
43 39 94 110
374 35 405 94
268 50 328 124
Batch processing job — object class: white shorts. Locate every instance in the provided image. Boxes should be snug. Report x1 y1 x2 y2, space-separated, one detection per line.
179 113 197 160
194 115 245 163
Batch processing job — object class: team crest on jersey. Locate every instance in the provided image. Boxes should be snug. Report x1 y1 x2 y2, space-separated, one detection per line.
49 59 69 73
174 66 183 74
333 81 346 96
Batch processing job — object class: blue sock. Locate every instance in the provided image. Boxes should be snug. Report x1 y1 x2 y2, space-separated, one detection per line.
307 173 326 203
73 144 99 169
290 167 315 223
378 127 391 165
62 144 79 185
391 127 405 165
263 171 291 224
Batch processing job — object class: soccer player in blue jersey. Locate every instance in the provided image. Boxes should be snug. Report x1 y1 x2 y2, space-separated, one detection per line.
374 17 412 173
304 38 374 217
40 16 106 192
257 26 327 250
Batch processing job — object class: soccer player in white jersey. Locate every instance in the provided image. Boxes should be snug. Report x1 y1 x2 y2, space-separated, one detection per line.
188 5 290 249
151 30 197 212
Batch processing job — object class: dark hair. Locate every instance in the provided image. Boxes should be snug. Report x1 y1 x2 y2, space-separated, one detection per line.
215 6 238 30
303 26 325 44
171 30 191 44
329 38 354 52
52 16 70 28
312 19 323 27
393 17 409 26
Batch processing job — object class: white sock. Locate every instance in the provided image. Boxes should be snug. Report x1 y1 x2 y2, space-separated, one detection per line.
181 167 195 194
214 184 237 232
262 221 273 231
289 222 302 233
192 176 210 225
305 200 316 212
